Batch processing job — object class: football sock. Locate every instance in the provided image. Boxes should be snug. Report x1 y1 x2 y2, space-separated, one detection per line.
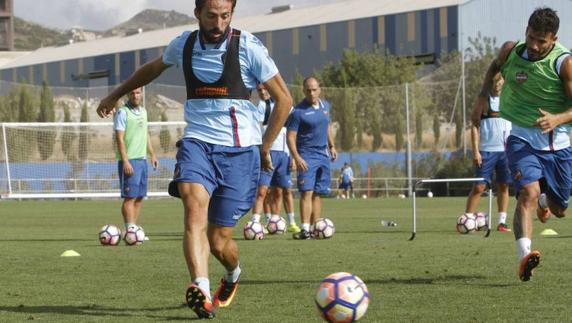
224 264 241 283
264 213 271 222
302 223 310 232
125 223 135 231
539 193 548 209
498 212 507 224
287 212 296 224
516 238 532 260
251 214 261 223
193 277 211 299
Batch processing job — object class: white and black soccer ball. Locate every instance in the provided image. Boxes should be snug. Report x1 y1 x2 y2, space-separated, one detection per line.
313 218 335 239
266 215 287 234
243 221 264 240
475 212 488 231
99 224 121 246
456 214 477 234
315 272 369 322
124 224 145 245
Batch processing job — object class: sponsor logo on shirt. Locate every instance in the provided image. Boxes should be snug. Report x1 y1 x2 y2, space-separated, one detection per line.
515 71 528 84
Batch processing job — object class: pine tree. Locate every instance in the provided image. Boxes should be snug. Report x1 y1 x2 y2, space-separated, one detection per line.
61 103 76 160
78 101 89 160
37 81 56 160
159 111 171 153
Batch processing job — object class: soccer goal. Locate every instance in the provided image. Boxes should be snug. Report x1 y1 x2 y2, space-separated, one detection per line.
409 178 493 241
0 121 186 199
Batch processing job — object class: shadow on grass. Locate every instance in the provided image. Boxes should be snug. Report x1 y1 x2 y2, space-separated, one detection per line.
0 303 199 321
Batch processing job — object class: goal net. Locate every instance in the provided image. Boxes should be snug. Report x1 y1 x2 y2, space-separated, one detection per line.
0 121 186 199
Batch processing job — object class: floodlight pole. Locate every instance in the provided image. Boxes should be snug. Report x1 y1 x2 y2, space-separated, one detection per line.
2 124 12 196
409 178 492 241
405 83 412 197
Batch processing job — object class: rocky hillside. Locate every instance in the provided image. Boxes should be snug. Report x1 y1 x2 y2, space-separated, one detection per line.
104 9 195 37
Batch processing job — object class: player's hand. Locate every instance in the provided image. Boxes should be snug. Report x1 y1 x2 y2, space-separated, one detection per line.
294 156 308 172
289 158 297 172
97 96 117 118
261 148 274 171
123 161 134 176
329 147 338 161
536 108 560 133
473 151 482 168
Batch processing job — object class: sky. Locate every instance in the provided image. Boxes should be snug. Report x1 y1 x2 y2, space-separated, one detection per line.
14 0 343 31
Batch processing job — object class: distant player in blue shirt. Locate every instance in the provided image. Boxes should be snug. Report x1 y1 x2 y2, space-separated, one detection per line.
286 76 337 239
465 74 512 232
96 0 293 318
338 162 354 199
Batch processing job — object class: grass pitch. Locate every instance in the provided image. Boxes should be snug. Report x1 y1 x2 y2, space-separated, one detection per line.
1 197 571 322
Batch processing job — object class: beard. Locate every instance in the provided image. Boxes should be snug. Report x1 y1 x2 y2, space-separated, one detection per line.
200 25 229 43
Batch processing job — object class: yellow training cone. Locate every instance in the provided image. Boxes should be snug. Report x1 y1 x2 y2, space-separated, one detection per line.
540 229 558 236
60 250 81 257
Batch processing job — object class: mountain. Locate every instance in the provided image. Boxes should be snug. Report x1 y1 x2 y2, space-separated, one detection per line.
104 9 196 37
14 17 69 50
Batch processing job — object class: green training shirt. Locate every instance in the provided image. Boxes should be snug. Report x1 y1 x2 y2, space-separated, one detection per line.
115 105 148 160
500 41 572 127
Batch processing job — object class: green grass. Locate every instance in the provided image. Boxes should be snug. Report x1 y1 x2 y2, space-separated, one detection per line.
1 197 571 322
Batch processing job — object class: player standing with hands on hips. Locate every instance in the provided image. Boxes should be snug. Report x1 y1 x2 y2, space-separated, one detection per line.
97 0 292 318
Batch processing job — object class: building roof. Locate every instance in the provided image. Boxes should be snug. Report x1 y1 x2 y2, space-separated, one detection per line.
1 0 466 69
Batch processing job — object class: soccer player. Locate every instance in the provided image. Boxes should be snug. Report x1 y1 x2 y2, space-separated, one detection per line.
287 76 337 240
113 87 158 237
475 7 572 281
251 83 301 233
339 163 354 199
96 0 292 318
465 74 512 232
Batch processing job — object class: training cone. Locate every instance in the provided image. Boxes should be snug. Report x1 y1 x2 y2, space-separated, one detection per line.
540 229 558 236
60 250 81 257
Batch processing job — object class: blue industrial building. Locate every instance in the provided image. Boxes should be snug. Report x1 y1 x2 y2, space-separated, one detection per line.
0 0 571 87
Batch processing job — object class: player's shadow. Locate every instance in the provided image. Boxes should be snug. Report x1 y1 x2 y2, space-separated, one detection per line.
0 304 200 321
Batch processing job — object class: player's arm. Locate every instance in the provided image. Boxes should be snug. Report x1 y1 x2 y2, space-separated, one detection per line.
287 129 308 172
147 131 158 170
536 56 572 132
115 130 133 176
97 57 171 118
328 123 337 161
470 95 483 167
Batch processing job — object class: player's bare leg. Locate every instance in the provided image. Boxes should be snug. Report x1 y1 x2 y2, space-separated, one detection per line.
514 182 541 281
294 190 313 239
496 183 511 232
209 225 241 308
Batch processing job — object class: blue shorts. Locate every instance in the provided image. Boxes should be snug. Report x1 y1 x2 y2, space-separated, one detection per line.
118 159 148 198
297 151 331 195
338 181 351 190
173 138 260 227
506 136 572 208
474 151 512 184
258 151 292 188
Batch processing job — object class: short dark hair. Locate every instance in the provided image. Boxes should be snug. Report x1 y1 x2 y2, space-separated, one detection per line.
528 7 559 35
196 0 237 12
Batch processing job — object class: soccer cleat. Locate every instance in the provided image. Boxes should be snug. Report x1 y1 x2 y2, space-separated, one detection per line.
213 277 240 308
497 223 511 232
262 226 269 235
185 284 216 319
288 223 301 233
293 229 312 240
519 250 541 282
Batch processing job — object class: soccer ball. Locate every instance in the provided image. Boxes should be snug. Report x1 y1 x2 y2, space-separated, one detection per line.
99 224 121 246
456 214 477 234
124 224 145 245
266 215 287 234
243 221 264 240
313 218 335 239
315 272 369 322
475 212 488 231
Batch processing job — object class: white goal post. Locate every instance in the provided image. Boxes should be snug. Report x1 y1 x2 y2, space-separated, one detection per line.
409 178 493 241
0 121 186 199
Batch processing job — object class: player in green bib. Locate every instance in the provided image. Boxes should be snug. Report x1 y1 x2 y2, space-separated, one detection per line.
113 87 158 240
473 8 572 282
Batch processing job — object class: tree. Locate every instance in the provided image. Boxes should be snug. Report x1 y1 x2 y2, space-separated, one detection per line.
36 81 56 160
159 111 171 153
9 84 36 161
78 101 89 160
61 103 76 160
